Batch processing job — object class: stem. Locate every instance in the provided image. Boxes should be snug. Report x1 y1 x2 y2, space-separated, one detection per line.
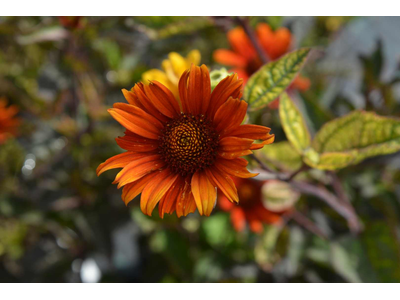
291 210 328 239
290 181 362 234
250 154 276 174
329 171 349 203
253 159 362 234
235 17 269 64
286 163 310 181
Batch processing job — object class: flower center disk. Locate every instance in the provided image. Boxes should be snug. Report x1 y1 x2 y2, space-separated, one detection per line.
159 113 219 176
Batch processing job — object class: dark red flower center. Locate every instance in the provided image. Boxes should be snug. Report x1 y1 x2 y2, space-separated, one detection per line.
245 56 263 76
236 179 264 209
159 113 219 176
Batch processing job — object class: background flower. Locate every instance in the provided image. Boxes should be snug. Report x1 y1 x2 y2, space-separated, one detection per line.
213 24 310 91
142 50 201 99
0 98 20 144
219 178 296 233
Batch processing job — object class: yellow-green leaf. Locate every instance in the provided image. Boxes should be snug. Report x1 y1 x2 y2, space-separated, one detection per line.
256 141 302 171
311 111 400 169
303 149 357 170
244 48 311 111
279 92 311 154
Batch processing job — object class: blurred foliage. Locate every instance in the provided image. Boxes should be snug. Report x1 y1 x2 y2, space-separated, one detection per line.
1 16 400 283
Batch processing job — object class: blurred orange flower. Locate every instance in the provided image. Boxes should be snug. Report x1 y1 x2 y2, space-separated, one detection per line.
0 98 20 145
97 65 274 217
142 50 201 100
58 16 83 30
213 23 310 108
219 178 293 233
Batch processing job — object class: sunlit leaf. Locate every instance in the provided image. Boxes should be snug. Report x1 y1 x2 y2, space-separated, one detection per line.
279 92 311 154
256 141 302 171
244 48 311 111
310 111 400 170
303 149 357 170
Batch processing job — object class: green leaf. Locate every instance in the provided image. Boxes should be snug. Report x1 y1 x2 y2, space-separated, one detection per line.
256 141 302 171
244 48 311 111
254 225 283 268
330 242 362 283
303 149 357 170
201 213 233 248
361 220 400 282
310 111 400 170
279 92 311 154
93 39 122 70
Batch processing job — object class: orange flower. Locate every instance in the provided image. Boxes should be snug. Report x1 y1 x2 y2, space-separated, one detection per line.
97 65 275 217
58 16 83 30
219 178 291 233
0 98 20 145
213 23 310 92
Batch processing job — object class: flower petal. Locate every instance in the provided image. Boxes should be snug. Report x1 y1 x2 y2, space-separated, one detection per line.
256 23 291 60
207 74 243 119
248 217 263 234
214 157 258 178
144 81 181 118
96 152 145 176
249 134 275 150
218 194 235 211
109 105 163 140
186 64 211 115
114 154 165 188
168 52 188 76
132 83 169 123
218 136 254 159
213 97 247 133
140 169 179 216
228 27 257 61
158 176 184 218
121 173 156 205
176 178 196 217
178 69 190 112
191 171 217 216
229 68 249 84
142 69 169 85
291 75 311 91
115 133 159 152
177 192 197 218
231 206 246 232
186 49 201 65
122 89 144 108
225 124 272 140
205 166 238 203
213 49 248 68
